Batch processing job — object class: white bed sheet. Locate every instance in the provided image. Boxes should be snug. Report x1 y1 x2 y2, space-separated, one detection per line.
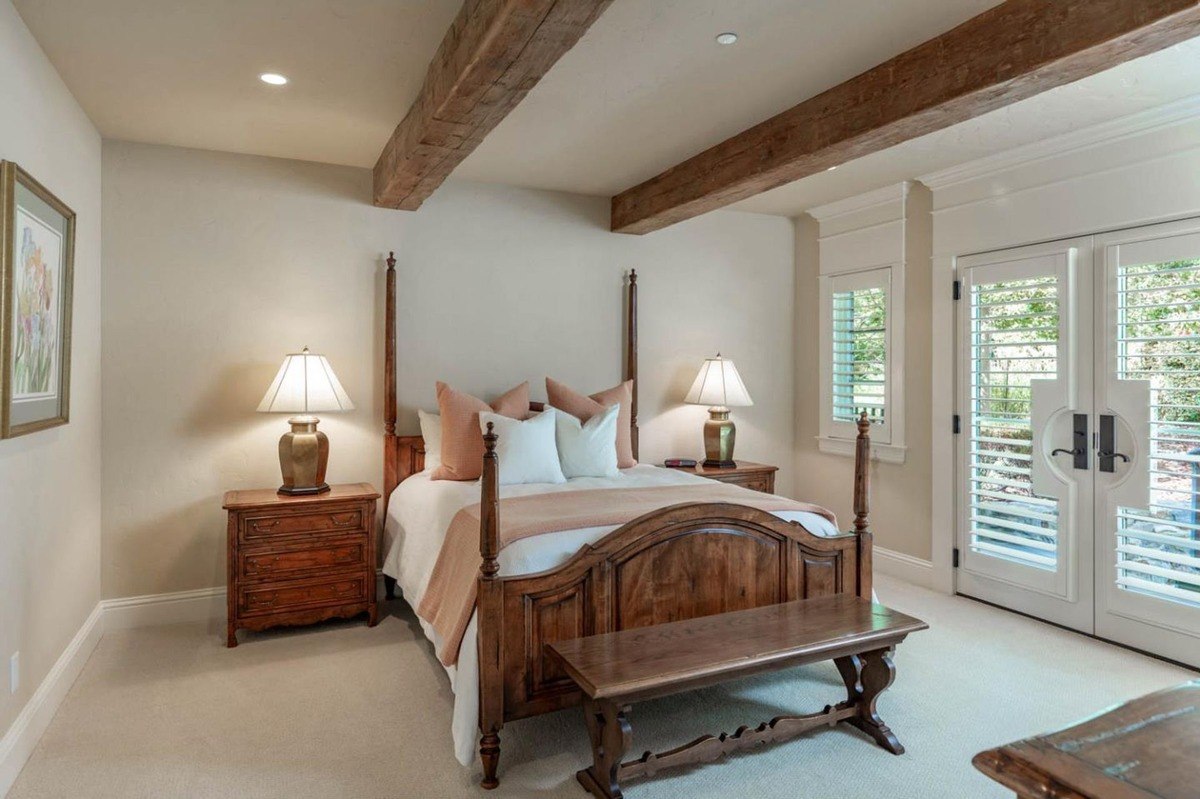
381 464 842 767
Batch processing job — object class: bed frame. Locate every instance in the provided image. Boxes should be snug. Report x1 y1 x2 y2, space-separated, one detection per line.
381 252 874 789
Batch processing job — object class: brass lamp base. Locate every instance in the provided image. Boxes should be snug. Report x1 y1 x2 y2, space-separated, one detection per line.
277 415 331 496
702 407 737 469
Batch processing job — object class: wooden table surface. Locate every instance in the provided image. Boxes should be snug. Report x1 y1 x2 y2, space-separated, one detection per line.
974 679 1200 799
222 482 379 510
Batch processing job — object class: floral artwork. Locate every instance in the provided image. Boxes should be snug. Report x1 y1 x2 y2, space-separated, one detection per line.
1 161 74 438
12 208 61 401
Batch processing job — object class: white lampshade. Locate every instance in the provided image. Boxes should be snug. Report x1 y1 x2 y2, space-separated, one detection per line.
684 354 753 408
256 348 354 414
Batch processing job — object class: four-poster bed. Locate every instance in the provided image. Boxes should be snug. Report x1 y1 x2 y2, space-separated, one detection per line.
380 252 875 789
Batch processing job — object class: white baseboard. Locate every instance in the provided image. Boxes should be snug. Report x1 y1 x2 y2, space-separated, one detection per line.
102 587 226 632
101 571 389 631
0 604 103 798
874 546 935 589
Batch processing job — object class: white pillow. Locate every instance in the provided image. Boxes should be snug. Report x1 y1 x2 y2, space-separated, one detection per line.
418 409 442 471
478 409 566 486
553 403 619 479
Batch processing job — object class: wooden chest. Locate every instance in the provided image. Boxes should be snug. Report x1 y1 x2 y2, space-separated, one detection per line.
662 460 778 494
974 680 1200 799
223 482 380 647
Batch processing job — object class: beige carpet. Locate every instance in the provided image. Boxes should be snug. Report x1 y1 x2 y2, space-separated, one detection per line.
8 575 1194 799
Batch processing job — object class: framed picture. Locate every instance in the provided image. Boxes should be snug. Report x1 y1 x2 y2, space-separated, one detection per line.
0 162 75 438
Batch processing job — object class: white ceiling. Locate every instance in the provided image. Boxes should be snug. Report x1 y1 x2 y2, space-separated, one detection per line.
14 0 1200 219
12 0 462 168
733 38 1200 216
453 0 1001 195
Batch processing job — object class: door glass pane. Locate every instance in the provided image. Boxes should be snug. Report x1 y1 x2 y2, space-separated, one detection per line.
1116 259 1200 607
969 277 1061 569
832 286 886 423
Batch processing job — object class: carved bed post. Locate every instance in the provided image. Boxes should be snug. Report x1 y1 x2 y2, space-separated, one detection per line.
384 252 398 508
478 422 504 789
627 269 639 460
383 252 399 600
853 411 873 600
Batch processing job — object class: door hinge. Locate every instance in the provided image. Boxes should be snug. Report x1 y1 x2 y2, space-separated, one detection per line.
952 279 962 300
952 547 960 568
952 414 961 434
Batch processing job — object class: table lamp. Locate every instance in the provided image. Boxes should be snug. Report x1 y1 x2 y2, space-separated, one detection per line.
683 354 753 468
257 347 354 495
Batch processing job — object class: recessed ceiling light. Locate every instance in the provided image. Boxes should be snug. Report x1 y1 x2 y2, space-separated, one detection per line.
715 32 738 45
826 165 838 171
259 73 288 86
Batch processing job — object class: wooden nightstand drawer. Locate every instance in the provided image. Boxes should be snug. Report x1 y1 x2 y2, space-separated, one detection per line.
238 505 365 545
726 474 774 494
239 540 367 582
238 574 369 617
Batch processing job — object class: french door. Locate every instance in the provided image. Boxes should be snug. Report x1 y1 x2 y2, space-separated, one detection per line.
956 221 1200 667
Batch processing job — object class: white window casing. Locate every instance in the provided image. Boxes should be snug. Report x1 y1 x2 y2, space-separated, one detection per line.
818 264 907 463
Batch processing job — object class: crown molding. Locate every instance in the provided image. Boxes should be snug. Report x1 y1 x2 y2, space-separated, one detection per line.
808 181 911 223
919 93 1200 192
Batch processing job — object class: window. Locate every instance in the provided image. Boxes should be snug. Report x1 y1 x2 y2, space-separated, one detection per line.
819 266 905 462
832 285 887 424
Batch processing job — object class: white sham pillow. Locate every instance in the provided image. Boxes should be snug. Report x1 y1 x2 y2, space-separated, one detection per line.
418 409 442 471
553 403 619 479
478 409 566 486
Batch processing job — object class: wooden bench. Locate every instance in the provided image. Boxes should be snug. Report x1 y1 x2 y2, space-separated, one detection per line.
547 594 928 799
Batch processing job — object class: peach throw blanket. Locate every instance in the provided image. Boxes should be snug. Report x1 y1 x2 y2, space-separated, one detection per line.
415 484 838 666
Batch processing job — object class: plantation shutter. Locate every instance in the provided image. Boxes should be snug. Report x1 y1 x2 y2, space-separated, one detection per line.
832 285 887 424
1115 257 1200 606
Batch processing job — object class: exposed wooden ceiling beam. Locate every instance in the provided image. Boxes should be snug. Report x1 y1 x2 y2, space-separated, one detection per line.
611 0 1200 235
374 0 613 210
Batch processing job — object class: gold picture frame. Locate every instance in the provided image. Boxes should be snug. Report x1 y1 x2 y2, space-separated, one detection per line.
0 162 75 438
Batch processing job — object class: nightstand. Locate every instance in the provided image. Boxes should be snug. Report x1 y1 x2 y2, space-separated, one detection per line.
223 482 380 647
662 461 778 494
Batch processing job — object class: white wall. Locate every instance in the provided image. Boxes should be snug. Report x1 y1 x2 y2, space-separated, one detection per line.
793 184 933 560
101 141 797 598
0 0 102 743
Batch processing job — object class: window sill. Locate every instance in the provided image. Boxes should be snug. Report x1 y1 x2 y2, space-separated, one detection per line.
816 436 907 464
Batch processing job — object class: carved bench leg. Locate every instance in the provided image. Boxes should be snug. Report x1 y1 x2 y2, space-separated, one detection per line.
577 697 632 799
480 731 501 789
834 647 904 755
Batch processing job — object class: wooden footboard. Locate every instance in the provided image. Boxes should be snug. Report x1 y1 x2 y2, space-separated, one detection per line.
482 502 867 723
475 415 875 788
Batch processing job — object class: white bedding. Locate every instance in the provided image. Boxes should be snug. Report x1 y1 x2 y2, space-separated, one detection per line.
381 464 843 767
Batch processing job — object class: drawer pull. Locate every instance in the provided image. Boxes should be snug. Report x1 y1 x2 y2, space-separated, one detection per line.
251 520 280 531
331 514 358 527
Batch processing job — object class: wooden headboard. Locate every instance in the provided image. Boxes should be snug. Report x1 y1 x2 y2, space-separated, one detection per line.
382 253 639 509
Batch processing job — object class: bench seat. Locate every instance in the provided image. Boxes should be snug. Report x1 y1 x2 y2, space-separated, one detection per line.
548 595 928 799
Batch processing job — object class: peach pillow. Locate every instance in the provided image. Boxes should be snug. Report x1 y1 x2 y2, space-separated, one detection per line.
431 381 530 481
546 377 636 468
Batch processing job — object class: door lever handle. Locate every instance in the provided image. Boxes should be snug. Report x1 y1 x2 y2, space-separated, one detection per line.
1098 415 1128 473
1049 414 1090 470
